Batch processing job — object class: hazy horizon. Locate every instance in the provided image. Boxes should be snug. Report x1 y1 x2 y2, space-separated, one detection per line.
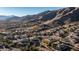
0 7 63 17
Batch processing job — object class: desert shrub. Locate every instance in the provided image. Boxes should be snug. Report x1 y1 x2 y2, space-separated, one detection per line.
30 39 40 47
42 39 50 45
59 30 68 38
69 27 75 32
48 32 53 36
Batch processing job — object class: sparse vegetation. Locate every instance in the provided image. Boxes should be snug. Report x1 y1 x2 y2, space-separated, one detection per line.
0 7 79 51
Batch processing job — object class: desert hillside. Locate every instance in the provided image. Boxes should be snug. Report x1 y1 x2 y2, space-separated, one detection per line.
0 7 79 51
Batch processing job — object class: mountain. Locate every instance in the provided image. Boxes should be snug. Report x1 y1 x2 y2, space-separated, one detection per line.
0 7 79 29
1 7 79 23
20 10 57 21
6 16 20 22
0 15 10 20
37 7 79 27
50 7 79 26
0 15 20 21
18 7 79 26
1 7 79 30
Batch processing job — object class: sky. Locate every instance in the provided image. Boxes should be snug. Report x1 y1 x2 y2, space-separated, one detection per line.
0 7 63 16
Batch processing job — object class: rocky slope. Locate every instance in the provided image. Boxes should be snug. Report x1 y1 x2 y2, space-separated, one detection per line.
0 7 79 51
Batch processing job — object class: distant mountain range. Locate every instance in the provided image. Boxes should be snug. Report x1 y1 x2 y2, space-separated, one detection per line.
0 15 19 20
0 7 79 26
